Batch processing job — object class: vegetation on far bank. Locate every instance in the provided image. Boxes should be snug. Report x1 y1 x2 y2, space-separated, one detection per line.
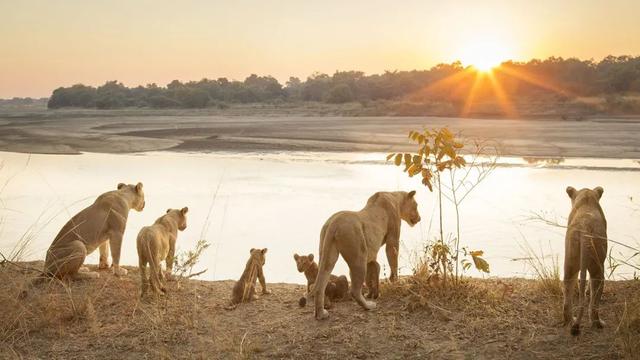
34 55 640 117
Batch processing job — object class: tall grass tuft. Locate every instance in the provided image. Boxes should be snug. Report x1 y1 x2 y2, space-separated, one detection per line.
616 299 640 357
517 239 562 297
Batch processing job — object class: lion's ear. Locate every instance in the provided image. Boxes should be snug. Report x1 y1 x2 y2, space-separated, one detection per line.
566 186 576 199
250 248 255 253
117 183 126 190
308 253 314 261
408 190 416 198
294 253 299 260
594 186 604 199
136 182 143 193
166 208 171 214
181 207 189 215
261 248 268 254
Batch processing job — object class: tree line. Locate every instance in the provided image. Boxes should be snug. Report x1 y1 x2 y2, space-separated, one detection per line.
47 55 640 110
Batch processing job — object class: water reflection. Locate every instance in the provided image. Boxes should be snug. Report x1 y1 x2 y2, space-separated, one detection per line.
522 157 565 165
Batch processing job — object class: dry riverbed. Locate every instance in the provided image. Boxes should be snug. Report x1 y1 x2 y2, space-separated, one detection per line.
1 262 638 359
1 109 640 158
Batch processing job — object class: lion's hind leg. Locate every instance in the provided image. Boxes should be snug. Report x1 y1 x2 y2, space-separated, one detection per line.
46 240 97 280
571 255 588 335
589 260 606 329
365 261 380 299
139 258 149 298
345 256 376 312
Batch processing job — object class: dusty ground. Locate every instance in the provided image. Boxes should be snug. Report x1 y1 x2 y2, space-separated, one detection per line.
1 108 640 158
1 262 639 359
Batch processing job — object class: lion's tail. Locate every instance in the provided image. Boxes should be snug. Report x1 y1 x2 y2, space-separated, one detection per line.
139 232 163 294
317 220 338 274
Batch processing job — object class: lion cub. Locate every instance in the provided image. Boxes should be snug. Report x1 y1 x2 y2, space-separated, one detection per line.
137 207 188 297
229 248 271 306
563 186 607 335
294 253 349 308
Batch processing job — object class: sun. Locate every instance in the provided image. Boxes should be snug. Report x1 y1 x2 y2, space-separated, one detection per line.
458 39 511 72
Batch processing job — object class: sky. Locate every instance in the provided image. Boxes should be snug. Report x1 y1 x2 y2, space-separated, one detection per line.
1 0 639 98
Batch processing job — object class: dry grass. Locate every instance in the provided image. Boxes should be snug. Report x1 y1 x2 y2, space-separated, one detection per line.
615 296 640 357
517 240 563 297
0 260 638 358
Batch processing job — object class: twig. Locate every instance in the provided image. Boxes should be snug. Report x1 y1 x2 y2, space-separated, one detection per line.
239 330 249 355
183 269 208 279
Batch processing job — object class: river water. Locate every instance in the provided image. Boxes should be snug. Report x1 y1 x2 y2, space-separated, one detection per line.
0 151 638 283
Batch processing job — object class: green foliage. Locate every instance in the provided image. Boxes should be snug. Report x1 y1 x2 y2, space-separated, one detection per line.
173 238 210 280
325 83 355 103
388 127 498 283
387 128 466 191
47 84 97 108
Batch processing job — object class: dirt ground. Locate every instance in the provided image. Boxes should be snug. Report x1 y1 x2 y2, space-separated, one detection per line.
1 109 640 158
1 262 638 359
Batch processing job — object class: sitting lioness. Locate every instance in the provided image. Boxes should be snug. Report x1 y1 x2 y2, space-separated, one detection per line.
293 253 349 308
137 207 188 297
563 186 608 335
314 190 421 320
229 248 271 307
44 182 145 280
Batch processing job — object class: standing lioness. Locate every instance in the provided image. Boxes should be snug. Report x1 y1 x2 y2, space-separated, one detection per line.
44 182 145 280
563 186 607 335
137 207 188 296
314 191 421 320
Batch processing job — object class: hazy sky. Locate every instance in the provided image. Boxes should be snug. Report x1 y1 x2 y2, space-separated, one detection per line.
1 0 639 98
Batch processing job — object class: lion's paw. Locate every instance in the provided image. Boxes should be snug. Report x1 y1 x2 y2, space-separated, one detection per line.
315 309 330 320
592 319 605 329
113 266 128 277
364 301 377 311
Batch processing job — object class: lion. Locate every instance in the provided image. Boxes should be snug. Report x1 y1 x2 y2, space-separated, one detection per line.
293 253 349 308
44 182 145 280
314 190 421 320
228 248 271 308
137 207 188 297
563 186 608 335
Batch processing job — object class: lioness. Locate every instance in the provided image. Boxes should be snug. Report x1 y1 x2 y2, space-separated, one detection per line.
563 186 608 335
229 248 271 306
137 207 188 297
314 190 421 320
44 182 145 280
293 253 349 308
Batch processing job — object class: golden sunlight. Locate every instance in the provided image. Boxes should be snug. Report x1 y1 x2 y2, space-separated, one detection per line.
458 39 512 72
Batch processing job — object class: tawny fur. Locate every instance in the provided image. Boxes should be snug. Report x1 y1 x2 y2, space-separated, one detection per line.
563 186 608 335
293 253 349 307
228 248 270 307
44 182 145 280
314 190 421 320
137 207 188 297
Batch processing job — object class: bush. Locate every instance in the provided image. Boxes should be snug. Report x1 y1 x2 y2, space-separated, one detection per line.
47 84 97 109
325 84 354 103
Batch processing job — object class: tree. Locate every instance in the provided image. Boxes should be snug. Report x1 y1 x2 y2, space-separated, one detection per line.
388 128 499 284
325 83 354 103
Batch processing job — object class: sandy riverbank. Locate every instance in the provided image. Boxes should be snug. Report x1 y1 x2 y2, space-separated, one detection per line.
1 109 640 158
